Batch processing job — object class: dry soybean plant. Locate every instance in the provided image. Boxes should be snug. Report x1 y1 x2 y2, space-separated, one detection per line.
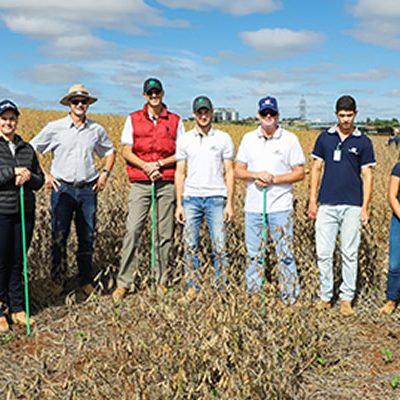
0 111 399 399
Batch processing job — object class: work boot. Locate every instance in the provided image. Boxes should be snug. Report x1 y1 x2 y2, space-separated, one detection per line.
315 300 331 311
112 287 127 304
11 311 36 327
340 300 355 316
380 300 396 315
0 316 10 333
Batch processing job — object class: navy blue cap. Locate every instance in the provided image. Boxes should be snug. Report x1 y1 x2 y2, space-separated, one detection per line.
258 96 279 113
0 99 20 116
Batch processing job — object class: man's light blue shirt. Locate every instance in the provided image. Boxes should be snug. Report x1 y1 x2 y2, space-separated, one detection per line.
31 115 115 183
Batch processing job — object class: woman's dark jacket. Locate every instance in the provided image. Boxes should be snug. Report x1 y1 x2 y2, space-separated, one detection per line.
0 134 44 215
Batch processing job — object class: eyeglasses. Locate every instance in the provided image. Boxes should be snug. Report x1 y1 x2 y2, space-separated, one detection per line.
70 98 89 105
146 89 162 96
260 109 278 118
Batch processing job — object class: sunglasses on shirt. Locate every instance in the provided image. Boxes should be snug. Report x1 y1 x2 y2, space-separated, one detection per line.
70 98 89 106
260 109 278 118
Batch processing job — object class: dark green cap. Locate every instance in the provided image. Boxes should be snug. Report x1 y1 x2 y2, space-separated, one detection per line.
193 96 213 112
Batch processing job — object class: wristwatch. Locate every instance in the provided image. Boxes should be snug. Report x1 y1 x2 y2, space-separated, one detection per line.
102 169 111 177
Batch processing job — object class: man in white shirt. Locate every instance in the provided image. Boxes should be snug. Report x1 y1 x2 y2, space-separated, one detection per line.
175 96 235 294
235 96 305 304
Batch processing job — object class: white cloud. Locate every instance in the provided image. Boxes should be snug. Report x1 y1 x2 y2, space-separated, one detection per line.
20 64 92 84
157 0 281 16
386 89 400 97
337 68 395 80
240 28 324 58
0 0 187 58
349 0 400 48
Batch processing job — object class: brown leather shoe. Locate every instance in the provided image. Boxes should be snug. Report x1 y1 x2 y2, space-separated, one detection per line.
112 287 127 304
315 300 331 311
0 316 10 333
11 311 36 327
340 300 355 316
380 300 396 315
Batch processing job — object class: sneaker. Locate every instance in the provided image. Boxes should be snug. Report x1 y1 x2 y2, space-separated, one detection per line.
315 300 331 311
380 300 396 315
340 300 355 316
178 287 198 305
81 284 95 297
112 287 127 304
11 311 36 327
0 316 9 333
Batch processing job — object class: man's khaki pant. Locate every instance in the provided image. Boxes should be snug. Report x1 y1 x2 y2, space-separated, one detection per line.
117 181 175 288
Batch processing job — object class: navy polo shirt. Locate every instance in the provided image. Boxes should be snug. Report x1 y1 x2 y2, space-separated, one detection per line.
312 126 376 206
392 163 400 201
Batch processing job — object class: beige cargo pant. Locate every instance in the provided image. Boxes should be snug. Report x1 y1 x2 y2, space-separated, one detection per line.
116 181 175 288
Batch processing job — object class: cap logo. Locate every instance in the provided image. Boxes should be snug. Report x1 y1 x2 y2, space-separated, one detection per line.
149 80 155 85
1 102 13 109
264 99 272 106
198 98 204 103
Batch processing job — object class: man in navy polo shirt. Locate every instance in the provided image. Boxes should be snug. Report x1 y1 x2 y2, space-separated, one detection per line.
308 95 375 316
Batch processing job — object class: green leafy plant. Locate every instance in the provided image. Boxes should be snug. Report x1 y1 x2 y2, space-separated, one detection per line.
380 348 394 364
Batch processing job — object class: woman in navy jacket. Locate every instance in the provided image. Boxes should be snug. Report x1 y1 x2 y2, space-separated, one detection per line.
0 100 44 333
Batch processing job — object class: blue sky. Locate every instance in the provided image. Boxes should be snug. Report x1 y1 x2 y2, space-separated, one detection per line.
0 0 399 121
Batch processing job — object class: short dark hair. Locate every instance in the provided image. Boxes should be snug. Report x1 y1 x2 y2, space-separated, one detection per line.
336 95 357 113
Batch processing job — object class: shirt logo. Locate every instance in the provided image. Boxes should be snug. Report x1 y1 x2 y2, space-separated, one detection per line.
348 147 359 155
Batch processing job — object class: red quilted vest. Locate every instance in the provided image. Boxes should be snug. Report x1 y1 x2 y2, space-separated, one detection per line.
126 104 180 182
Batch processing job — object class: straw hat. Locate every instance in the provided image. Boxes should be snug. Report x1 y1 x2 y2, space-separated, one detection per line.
59 83 97 106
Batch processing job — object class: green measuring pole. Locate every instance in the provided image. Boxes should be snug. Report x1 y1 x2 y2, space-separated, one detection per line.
261 187 267 317
20 186 31 336
151 182 156 272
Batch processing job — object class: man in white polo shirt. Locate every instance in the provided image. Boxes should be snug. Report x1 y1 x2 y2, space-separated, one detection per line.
175 96 235 294
235 96 305 304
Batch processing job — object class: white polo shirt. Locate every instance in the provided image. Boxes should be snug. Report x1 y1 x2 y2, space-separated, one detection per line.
176 127 234 197
236 126 305 213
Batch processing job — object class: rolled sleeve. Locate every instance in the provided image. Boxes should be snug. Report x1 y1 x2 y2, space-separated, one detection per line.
30 124 54 154
94 128 115 158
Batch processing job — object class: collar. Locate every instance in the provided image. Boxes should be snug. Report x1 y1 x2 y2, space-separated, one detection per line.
143 103 168 120
194 126 215 137
257 125 282 140
328 125 362 137
67 114 88 129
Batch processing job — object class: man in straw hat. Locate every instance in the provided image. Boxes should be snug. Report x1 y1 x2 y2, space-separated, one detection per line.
112 78 185 303
31 84 116 296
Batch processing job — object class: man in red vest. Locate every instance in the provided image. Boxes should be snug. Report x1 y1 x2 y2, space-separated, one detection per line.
112 78 185 302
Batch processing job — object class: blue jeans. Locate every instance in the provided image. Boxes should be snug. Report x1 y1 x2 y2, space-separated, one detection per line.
245 210 299 304
183 196 227 289
51 184 97 286
315 205 361 302
386 215 400 301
